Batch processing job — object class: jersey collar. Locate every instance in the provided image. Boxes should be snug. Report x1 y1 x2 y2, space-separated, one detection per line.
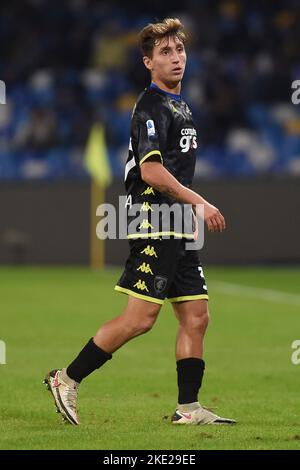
150 82 181 102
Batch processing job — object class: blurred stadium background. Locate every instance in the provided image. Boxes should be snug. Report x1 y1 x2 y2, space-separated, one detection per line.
1 0 300 451
0 0 300 265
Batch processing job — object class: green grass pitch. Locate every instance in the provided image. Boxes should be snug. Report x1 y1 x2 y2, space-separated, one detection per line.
0 266 300 450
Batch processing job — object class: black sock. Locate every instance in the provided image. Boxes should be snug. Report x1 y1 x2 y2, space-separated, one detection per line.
66 338 112 383
177 358 205 404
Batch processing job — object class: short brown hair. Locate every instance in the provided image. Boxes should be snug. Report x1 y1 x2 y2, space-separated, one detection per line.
138 18 187 58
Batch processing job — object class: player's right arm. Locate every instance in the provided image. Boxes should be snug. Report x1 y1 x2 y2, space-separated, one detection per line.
141 160 225 233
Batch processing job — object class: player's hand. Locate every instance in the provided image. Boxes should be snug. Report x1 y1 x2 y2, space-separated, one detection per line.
195 202 226 233
204 202 226 232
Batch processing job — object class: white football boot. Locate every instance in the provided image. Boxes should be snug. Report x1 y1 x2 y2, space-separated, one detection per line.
44 368 80 425
172 402 236 425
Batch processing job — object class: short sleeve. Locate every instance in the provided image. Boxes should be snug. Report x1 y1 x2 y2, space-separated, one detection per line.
133 102 172 166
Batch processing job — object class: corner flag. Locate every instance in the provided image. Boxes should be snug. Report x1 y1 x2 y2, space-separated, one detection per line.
84 123 112 268
84 123 112 188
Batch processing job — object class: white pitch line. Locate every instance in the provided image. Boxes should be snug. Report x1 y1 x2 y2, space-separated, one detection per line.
210 281 300 307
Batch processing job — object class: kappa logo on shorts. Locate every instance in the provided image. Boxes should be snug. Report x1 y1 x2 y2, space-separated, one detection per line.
133 280 149 292
137 262 153 275
141 245 157 257
154 276 168 294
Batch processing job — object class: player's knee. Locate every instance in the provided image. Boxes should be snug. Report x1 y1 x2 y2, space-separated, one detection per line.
126 303 160 336
138 305 160 334
187 304 209 331
139 318 154 334
195 305 209 330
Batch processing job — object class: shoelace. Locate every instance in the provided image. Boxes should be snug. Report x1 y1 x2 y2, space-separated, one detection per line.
63 385 78 410
202 405 218 413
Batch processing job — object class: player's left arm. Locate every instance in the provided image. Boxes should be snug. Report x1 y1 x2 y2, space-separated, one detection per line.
141 160 225 233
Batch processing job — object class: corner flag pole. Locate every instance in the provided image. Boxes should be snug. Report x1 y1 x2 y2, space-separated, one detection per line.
90 180 105 268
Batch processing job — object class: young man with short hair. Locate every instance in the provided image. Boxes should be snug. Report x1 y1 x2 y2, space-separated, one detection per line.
45 18 236 426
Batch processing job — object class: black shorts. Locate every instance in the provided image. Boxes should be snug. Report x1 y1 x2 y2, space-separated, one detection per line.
115 238 208 305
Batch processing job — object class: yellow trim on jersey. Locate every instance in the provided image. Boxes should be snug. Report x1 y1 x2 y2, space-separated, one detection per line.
141 186 155 196
127 232 194 240
141 202 153 212
139 150 163 166
168 294 209 303
114 285 164 305
138 220 154 230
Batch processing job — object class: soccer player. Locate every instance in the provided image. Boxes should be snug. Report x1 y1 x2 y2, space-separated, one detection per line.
44 18 236 426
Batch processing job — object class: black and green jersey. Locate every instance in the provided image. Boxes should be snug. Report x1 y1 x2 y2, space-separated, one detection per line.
124 82 198 239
